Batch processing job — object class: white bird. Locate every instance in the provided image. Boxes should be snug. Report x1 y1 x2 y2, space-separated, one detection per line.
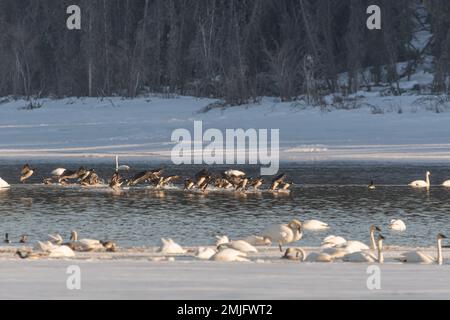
51 168 66 176
321 235 347 248
343 235 385 263
399 234 446 265
195 247 217 260
47 234 63 245
0 177 10 189
302 220 330 231
261 219 303 250
389 219 406 231
211 248 249 262
409 171 431 189
157 238 187 254
282 248 333 262
242 235 272 246
224 170 246 178
67 231 104 252
442 180 450 187
219 240 258 253
115 155 130 171
34 241 75 258
323 225 379 257
215 235 230 247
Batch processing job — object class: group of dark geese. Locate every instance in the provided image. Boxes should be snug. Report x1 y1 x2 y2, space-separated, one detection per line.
19 164 293 193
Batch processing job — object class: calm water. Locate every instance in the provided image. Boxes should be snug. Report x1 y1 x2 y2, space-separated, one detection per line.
1 160 450 247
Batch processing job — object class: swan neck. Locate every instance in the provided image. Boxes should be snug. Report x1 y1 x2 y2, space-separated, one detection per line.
377 241 384 263
370 230 376 250
426 173 430 187
437 239 443 265
298 248 306 262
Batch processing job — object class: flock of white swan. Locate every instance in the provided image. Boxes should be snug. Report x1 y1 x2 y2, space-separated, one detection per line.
153 218 447 265
3 217 446 266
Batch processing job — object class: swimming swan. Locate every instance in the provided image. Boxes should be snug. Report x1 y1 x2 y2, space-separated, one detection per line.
302 220 330 231
399 234 446 265
389 219 406 231
409 171 431 189
0 177 10 189
158 238 187 254
442 180 450 187
211 248 249 262
342 235 385 263
261 219 303 250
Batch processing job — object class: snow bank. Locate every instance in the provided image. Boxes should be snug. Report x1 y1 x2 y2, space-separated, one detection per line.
1 94 450 162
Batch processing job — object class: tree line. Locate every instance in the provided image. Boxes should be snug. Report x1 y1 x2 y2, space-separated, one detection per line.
0 0 449 105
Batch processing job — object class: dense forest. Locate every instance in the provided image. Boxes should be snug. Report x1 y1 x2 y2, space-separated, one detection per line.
0 0 449 105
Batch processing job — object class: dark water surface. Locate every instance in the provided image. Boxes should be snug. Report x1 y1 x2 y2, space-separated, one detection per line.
1 160 450 247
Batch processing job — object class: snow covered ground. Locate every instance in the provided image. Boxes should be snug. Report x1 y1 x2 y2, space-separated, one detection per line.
1 246 450 299
1 93 450 163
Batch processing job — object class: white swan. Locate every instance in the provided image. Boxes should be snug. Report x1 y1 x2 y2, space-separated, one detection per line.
321 235 347 248
282 248 333 262
211 248 249 262
302 220 330 231
242 235 272 246
34 241 75 258
215 235 230 246
115 155 130 171
409 171 431 188
343 235 384 263
442 180 450 187
323 225 379 257
399 234 446 265
47 234 63 245
389 219 406 231
157 238 187 254
68 231 104 251
261 219 303 249
0 177 10 189
195 247 217 260
219 240 258 253
51 168 66 176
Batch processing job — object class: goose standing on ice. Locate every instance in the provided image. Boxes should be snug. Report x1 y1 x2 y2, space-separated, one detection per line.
399 234 447 265
184 178 195 190
269 173 286 192
19 234 28 244
3 233 11 244
261 219 302 251
0 177 9 189
20 164 35 183
249 178 264 191
389 219 406 231
409 171 431 189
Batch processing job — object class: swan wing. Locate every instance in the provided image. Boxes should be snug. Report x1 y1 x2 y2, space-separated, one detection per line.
0 177 10 189
51 168 66 176
401 251 434 264
229 240 258 253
